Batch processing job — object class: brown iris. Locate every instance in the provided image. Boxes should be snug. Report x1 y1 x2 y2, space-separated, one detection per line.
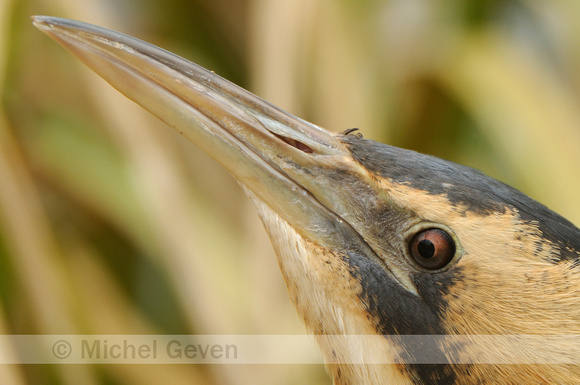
409 228 456 270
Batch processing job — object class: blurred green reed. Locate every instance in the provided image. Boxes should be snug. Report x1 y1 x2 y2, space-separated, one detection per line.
0 0 579 384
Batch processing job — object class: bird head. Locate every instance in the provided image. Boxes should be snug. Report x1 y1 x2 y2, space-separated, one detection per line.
34 16 580 384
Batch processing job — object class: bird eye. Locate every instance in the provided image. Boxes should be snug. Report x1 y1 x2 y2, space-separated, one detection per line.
409 228 456 270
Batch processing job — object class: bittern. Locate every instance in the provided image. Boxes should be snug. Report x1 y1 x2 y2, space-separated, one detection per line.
34 16 580 384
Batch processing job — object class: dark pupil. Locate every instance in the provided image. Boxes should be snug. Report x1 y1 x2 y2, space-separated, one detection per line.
417 239 435 259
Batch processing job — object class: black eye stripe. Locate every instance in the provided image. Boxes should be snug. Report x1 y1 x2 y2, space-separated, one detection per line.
409 228 456 270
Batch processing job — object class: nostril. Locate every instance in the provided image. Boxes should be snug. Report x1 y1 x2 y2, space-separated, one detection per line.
273 133 314 153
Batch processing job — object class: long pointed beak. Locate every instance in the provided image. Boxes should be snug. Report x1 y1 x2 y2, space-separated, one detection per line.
32 16 383 265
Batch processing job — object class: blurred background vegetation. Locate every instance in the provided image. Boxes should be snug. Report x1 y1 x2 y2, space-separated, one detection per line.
1 0 579 384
